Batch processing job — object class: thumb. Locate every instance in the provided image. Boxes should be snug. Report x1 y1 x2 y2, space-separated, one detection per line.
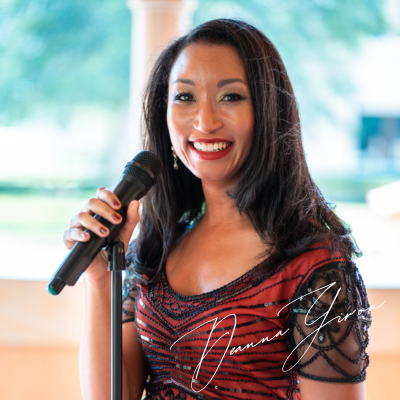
119 200 140 251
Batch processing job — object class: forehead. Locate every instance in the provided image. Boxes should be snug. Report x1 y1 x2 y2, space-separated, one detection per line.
169 43 248 84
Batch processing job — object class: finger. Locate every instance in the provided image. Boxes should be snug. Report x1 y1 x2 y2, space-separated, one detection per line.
96 187 121 210
81 197 123 226
119 200 140 250
69 211 110 238
126 200 140 225
63 228 91 249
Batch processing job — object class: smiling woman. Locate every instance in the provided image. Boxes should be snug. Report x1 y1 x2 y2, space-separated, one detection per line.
167 44 254 183
69 18 371 400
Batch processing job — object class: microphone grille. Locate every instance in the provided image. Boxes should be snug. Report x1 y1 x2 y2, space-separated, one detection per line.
123 151 163 186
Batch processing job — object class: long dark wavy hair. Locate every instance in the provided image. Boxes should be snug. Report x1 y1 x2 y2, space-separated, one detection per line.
126 18 361 284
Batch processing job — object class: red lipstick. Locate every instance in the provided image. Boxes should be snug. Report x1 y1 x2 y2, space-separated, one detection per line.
190 138 232 143
189 140 234 161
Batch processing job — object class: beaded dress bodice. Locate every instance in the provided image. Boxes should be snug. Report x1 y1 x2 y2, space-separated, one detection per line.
122 245 371 400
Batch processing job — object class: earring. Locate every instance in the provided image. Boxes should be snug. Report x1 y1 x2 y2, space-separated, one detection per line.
171 146 178 170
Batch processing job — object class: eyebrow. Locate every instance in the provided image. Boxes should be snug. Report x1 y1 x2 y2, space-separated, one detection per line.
172 78 247 87
217 78 246 87
173 78 195 85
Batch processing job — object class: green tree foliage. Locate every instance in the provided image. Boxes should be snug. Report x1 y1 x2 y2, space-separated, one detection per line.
0 0 391 125
0 0 131 124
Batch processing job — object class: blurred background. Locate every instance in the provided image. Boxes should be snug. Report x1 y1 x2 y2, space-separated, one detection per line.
0 0 399 399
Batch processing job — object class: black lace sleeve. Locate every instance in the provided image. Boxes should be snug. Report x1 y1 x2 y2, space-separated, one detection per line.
287 260 372 382
122 273 139 324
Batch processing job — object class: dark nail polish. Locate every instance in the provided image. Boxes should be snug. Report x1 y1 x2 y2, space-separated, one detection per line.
113 201 120 208
100 228 107 234
113 213 121 222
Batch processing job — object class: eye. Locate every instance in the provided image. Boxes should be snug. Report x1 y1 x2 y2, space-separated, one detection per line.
174 92 194 102
221 93 245 102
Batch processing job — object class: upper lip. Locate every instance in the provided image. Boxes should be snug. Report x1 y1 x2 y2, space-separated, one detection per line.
189 138 232 143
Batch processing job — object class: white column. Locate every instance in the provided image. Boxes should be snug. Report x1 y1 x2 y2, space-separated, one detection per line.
126 0 198 154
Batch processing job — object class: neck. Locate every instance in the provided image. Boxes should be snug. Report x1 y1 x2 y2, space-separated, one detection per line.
199 179 252 230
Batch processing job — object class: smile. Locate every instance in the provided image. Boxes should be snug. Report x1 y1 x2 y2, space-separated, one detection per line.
189 140 234 161
191 142 233 152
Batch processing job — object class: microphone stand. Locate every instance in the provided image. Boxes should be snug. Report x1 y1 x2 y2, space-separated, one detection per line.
107 237 125 400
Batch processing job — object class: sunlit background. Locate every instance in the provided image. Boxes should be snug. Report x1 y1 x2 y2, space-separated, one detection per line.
0 1 399 399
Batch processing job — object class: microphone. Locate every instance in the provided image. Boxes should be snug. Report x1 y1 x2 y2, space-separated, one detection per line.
47 151 163 295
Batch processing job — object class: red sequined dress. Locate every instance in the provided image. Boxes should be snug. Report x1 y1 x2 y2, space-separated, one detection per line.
122 243 371 400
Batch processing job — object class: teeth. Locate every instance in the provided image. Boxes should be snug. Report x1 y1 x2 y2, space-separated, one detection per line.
192 142 231 152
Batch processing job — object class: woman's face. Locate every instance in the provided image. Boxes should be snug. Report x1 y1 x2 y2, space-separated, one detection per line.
167 42 254 186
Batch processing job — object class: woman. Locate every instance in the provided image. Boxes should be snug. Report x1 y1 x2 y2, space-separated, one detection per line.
65 19 371 400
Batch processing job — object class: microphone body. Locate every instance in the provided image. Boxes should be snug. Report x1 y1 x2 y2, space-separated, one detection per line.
48 152 162 295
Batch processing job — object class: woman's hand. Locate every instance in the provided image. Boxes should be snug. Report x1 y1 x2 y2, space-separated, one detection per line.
63 187 140 284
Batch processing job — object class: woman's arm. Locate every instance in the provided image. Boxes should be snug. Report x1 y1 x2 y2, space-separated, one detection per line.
63 188 145 399
123 320 149 399
79 275 148 400
299 377 366 400
287 260 371 400
80 275 115 400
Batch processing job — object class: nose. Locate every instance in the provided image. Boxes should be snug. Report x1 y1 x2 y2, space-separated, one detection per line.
193 101 223 134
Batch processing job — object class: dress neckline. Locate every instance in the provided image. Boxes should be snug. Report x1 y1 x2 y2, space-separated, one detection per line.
161 255 270 300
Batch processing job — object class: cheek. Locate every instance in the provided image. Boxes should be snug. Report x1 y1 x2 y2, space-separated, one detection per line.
166 106 174 137
167 111 179 152
167 106 187 142
235 111 254 149
167 107 191 165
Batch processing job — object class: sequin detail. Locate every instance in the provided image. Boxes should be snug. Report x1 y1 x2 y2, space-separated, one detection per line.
287 261 371 383
122 246 371 399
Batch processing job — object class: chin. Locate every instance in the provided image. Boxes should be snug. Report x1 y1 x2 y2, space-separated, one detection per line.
195 172 239 187
182 159 240 184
